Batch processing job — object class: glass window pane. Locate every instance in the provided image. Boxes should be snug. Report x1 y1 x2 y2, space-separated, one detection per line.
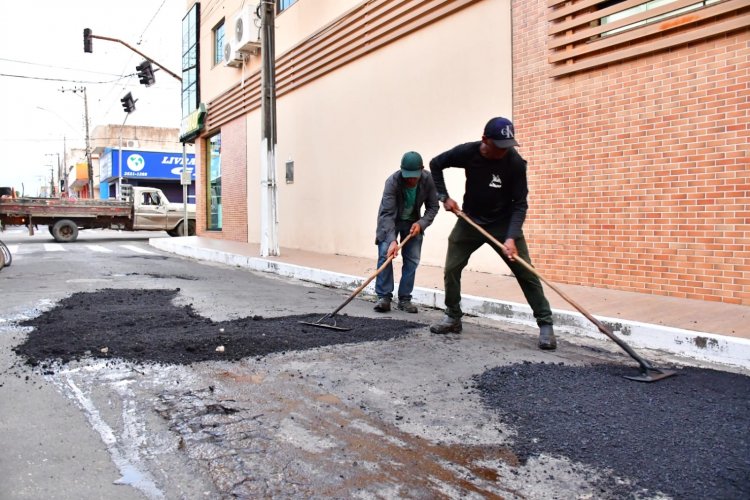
207 133 222 230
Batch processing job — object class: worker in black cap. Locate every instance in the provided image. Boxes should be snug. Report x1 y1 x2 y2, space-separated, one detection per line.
373 151 439 314
428 117 556 350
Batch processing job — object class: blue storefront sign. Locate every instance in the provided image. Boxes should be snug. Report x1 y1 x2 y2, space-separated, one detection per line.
100 148 196 182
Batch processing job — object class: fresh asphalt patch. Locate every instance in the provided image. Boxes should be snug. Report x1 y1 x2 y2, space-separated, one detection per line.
475 362 750 499
14 288 420 367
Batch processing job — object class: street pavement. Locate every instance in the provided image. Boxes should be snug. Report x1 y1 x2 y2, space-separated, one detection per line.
1 228 748 499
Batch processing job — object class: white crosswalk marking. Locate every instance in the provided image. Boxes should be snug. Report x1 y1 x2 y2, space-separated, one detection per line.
86 245 113 253
120 244 156 255
7 245 19 254
43 243 65 252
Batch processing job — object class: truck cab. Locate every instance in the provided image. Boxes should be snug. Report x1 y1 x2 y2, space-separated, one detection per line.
131 187 196 235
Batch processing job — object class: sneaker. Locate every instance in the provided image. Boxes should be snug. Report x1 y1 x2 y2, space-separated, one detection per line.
429 315 462 334
373 298 391 313
538 324 557 350
397 300 418 313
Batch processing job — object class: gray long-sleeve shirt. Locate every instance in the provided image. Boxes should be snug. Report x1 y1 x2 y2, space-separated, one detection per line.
375 170 439 244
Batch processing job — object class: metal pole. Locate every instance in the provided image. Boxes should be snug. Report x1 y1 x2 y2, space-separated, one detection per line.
118 113 129 200
260 0 279 256
182 142 188 237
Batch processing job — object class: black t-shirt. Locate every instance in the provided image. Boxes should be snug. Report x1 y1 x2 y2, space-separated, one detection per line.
429 141 529 239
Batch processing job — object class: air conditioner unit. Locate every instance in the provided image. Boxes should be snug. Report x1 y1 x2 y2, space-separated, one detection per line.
126 140 139 148
222 40 244 68
234 4 261 55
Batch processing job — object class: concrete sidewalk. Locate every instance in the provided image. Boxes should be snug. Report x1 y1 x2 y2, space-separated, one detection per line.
150 236 750 370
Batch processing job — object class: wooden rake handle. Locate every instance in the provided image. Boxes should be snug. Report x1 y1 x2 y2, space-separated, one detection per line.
455 209 661 373
328 232 415 318
454 210 612 336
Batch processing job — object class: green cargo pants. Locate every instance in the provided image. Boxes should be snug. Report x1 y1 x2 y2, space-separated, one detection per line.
443 217 553 326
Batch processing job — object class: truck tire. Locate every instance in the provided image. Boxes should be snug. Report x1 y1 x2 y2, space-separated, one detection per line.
171 220 196 237
52 219 79 243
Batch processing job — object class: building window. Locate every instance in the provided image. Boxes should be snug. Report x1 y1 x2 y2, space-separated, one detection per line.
601 0 721 36
214 20 225 66
181 3 200 119
548 0 749 77
207 133 222 231
277 0 298 13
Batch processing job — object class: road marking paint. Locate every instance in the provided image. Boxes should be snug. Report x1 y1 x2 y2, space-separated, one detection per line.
120 245 156 255
43 243 66 252
7 244 19 254
87 245 114 253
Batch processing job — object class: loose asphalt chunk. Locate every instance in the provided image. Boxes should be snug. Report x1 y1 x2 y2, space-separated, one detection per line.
14 288 420 366
475 362 750 499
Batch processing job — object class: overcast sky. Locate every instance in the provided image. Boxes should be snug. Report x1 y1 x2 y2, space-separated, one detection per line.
0 0 185 195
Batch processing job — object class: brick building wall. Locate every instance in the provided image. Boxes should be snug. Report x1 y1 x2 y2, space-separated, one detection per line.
513 0 749 305
195 116 248 242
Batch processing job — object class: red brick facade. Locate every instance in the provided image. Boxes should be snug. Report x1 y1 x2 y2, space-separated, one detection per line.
513 0 749 305
195 116 248 242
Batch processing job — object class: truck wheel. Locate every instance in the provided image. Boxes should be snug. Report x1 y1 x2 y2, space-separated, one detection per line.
52 219 79 243
48 225 54 236
172 220 196 237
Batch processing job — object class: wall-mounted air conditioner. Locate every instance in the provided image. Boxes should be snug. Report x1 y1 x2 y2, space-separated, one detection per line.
223 40 244 68
126 140 139 148
234 4 261 55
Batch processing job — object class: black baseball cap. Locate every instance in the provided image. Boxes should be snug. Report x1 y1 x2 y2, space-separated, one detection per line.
484 117 519 148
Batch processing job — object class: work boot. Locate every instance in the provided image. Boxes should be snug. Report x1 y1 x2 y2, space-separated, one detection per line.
429 315 462 334
538 324 557 350
397 300 418 313
373 298 391 313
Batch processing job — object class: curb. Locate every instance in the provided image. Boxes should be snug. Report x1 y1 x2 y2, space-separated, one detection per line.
150 238 750 370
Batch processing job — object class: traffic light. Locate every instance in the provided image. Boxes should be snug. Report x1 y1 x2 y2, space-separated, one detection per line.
136 60 155 87
120 92 136 113
83 28 92 53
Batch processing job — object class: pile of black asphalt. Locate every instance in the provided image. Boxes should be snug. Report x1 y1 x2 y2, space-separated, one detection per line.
475 362 750 499
14 288 420 367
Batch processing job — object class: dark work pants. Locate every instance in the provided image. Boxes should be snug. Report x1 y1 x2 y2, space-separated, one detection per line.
443 218 553 326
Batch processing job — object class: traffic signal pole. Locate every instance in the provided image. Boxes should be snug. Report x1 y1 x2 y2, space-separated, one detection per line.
84 31 181 82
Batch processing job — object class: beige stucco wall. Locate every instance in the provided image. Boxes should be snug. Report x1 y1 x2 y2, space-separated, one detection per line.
273 0 362 54
200 0 361 105
199 0 253 101
244 0 514 273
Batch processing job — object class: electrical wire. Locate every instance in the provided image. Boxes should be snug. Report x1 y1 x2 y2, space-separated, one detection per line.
137 0 168 45
0 57 124 77
0 72 134 84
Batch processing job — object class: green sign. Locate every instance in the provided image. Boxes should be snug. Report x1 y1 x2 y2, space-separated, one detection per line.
180 103 206 143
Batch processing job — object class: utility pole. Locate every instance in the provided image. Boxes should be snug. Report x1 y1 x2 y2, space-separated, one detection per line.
260 0 279 256
44 153 60 197
83 87 93 197
59 86 94 198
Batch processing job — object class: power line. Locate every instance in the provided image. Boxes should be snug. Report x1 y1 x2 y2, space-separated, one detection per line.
0 57 123 76
137 0 168 45
0 72 133 84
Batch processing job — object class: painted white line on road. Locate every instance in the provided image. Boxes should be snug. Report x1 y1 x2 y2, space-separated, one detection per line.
87 245 113 253
58 374 165 500
43 243 66 252
7 244 19 254
120 245 156 255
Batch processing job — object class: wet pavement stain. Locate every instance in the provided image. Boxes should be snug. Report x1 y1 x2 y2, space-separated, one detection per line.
13 288 421 367
155 378 523 499
475 362 750 499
